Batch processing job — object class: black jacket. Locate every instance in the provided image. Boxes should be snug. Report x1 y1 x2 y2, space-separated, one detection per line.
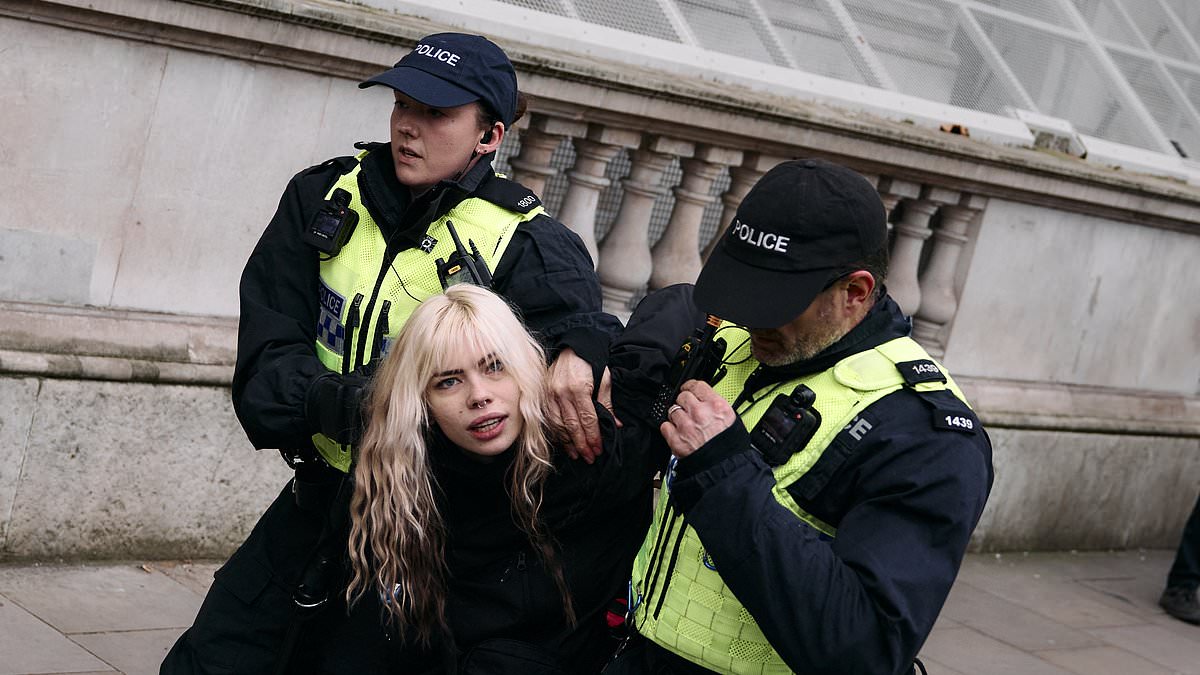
610 284 994 675
306 376 663 674
232 144 620 454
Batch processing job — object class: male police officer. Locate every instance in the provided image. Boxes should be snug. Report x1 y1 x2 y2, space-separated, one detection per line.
606 159 994 675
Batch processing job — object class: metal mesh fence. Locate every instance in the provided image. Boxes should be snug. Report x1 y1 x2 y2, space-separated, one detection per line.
970 0 1074 28
976 13 1159 149
481 0 1200 159
1072 0 1144 48
1169 65 1200 116
766 0 873 85
495 0 569 16
1113 0 1196 61
1162 0 1200 43
1109 48 1200 157
677 0 784 66
575 0 680 41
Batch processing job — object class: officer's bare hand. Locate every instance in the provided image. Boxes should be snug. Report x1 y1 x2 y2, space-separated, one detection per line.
547 348 617 463
660 380 735 459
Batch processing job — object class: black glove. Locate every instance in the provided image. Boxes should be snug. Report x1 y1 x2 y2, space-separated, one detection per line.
304 370 371 446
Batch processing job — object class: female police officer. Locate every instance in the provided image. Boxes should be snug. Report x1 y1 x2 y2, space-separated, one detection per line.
162 33 619 674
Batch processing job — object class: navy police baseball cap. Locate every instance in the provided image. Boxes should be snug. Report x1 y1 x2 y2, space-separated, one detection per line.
694 159 887 328
359 33 518 127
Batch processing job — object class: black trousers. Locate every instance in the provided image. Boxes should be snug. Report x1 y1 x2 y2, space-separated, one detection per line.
161 464 349 675
1167 490 1200 590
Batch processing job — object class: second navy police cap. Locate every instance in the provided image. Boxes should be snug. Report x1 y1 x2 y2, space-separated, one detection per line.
694 158 888 328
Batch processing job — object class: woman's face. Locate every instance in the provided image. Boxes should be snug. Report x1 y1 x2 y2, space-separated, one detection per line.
390 91 497 194
426 348 524 458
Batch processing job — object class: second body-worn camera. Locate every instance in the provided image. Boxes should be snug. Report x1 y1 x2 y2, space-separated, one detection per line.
750 385 821 466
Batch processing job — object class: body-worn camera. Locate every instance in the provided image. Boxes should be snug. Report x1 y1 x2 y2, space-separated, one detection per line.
436 220 493 289
651 315 728 424
303 188 358 256
750 385 821 466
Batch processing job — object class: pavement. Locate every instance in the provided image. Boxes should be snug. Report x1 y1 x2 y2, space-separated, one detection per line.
0 549 1197 674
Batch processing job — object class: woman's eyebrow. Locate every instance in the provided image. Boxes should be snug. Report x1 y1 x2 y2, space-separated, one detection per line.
432 368 464 378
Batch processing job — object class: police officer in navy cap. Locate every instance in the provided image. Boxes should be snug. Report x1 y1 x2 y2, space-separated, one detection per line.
605 159 994 675
162 32 619 675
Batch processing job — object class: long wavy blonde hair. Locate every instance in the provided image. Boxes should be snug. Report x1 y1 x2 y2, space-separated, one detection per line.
345 284 571 645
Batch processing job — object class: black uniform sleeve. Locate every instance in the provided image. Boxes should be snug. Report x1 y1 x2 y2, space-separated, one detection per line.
491 214 622 372
606 284 715 474
231 164 349 451
669 391 993 675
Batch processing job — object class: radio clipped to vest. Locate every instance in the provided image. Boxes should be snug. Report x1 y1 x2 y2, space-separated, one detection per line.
650 315 728 424
436 220 493 289
749 385 821 466
303 188 359 256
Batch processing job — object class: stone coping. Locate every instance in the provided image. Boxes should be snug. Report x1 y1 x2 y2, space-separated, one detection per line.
2 302 1196 438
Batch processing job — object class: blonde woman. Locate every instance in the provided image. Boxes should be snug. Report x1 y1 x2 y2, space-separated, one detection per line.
298 284 664 674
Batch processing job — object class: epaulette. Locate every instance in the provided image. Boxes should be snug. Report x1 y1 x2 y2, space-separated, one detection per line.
304 154 360 179
474 174 543 214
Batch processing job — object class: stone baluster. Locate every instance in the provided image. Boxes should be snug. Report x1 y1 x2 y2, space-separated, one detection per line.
597 136 693 320
912 194 988 357
650 145 743 289
876 175 919 234
557 124 641 265
506 114 586 196
703 153 786 262
882 182 958 316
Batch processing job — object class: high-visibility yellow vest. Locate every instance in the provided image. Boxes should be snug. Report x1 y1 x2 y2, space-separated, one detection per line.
311 152 543 471
630 327 973 673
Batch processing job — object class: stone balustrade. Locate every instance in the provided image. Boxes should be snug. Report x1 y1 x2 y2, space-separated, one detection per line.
506 110 993 346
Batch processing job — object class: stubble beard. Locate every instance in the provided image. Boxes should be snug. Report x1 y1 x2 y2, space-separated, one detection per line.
752 304 846 367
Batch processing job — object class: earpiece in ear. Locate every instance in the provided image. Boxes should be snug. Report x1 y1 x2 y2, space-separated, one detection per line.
480 129 494 145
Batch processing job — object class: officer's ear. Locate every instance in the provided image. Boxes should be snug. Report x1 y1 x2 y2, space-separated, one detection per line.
477 122 505 155
841 271 876 308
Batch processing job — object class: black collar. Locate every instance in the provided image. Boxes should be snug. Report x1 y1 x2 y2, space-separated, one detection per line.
356 143 499 249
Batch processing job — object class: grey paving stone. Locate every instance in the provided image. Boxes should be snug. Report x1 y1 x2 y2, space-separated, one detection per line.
914 654 967 675
145 560 221 597
0 562 202 634
940 581 1103 651
1076 574 1173 620
0 593 113 674
921 627 1077 675
1086 624 1200 674
1034 645 1178 674
71 628 182 675
954 559 1144 628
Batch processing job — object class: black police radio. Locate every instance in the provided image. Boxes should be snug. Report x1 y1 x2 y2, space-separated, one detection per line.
651 315 728 424
749 385 821 466
303 188 358 256
436 220 493 289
